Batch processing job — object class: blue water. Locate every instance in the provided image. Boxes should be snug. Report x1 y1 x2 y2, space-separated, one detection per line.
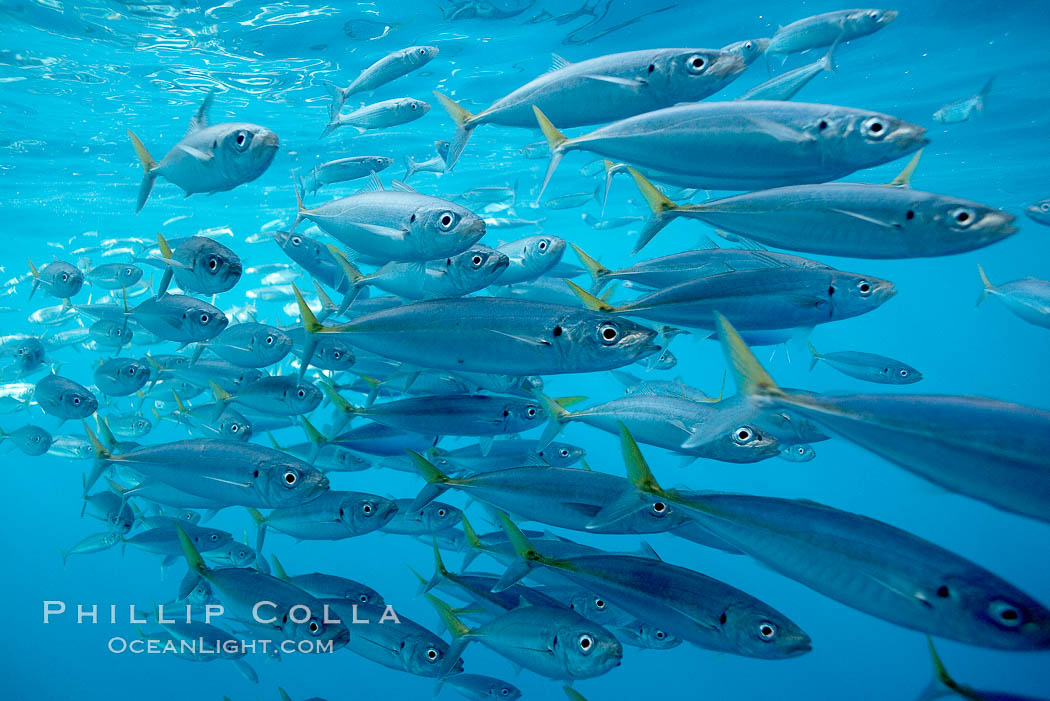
2 1 1049 699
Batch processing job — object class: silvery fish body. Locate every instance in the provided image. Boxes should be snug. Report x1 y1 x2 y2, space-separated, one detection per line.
86 263 143 290
289 573 384 606
111 439 329 508
737 46 834 101
259 490 398 541
325 46 439 113
207 322 292 368
323 97 429 136
0 423 51 455
428 440 585 472
360 245 508 299
551 101 927 191
128 92 279 212
156 235 242 295
673 492 1050 649
293 189 485 264
317 297 659 375
768 9 897 57
673 182 1017 258
358 394 544 437
979 271 1050 329
93 357 150 396
493 235 566 285
304 156 394 193
35 374 97 419
129 294 228 343
380 499 461 535
810 347 923 384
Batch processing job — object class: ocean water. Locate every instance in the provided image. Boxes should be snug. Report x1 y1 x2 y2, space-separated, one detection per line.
2 1 1049 699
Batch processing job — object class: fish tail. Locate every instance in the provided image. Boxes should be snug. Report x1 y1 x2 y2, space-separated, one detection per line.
321 81 350 119
270 554 290 582
714 313 785 399
977 75 996 104
599 160 618 216
127 129 158 214
530 388 574 448
405 450 452 511
421 538 449 594
808 343 820 371
917 637 957 701
887 149 923 187
424 593 472 677
175 523 209 575
976 264 994 306
325 244 366 298
489 512 543 591
292 176 309 231
569 243 611 294
433 91 476 171
628 167 681 254
403 155 419 181
618 423 667 496
565 279 617 313
320 116 342 138
533 106 569 201
246 507 267 553
291 283 325 378
27 257 39 299
823 32 841 73
208 380 233 422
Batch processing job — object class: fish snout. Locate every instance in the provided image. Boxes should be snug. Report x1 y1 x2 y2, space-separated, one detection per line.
893 123 929 151
881 9 900 24
261 130 280 149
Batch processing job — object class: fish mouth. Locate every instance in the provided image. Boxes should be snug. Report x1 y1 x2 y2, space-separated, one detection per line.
893 124 929 150
262 132 280 149
714 54 748 78
882 9 899 24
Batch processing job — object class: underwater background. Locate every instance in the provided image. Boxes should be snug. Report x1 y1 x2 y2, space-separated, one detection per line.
2 0 1049 699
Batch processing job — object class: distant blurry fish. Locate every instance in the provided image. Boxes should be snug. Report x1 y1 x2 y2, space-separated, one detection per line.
720 37 771 66
127 91 279 213
403 140 449 181
434 48 747 169
809 344 922 384
322 97 429 137
768 9 897 61
302 156 393 194
933 77 995 124
0 423 52 455
780 443 816 462
323 46 439 115
977 265 1050 329
1025 198 1050 226
737 41 836 101
85 263 143 290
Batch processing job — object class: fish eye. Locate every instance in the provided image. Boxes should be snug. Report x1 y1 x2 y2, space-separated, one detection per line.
426 647 439 661
732 426 754 445
297 388 306 398
577 634 594 653
230 424 239 433
647 63 655 73
758 621 777 640
818 119 828 131
265 335 274 345
538 239 548 251
235 131 249 148
471 254 483 267
291 236 302 246
438 212 457 230
1042 203 1050 212
331 350 341 359
686 54 706 73
989 600 1022 627
899 369 909 377
362 502 374 515
437 508 447 517
200 313 210 324
61 273 68 281
597 323 619 345
501 690 510 697
950 207 975 227
209 534 218 541
526 406 537 417
72 397 81 405
207 257 219 270
863 117 886 139
559 448 569 457
655 629 666 639
359 594 369 603
594 598 605 609
858 280 872 296
869 10 879 19
418 48 426 54
126 267 133 275
309 621 319 633
283 470 298 485
651 501 668 515
127 367 136 375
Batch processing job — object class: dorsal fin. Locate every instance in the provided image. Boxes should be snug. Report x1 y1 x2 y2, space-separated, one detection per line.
549 53 572 72
187 90 215 136
358 171 384 193
391 179 418 194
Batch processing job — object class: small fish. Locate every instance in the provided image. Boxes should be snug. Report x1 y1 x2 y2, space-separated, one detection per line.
444 674 521 701
93 357 150 396
85 263 143 290
324 46 439 115
737 40 836 101
60 531 120 564
403 140 450 181
977 265 1050 329
35 374 97 421
335 244 509 300
322 97 429 137
1024 198 1050 226
720 37 771 66
934 77 995 124
248 491 398 547
0 424 52 455
779 443 816 462
768 9 897 59
809 344 922 384
28 259 83 300
380 499 461 535
203 322 292 368
303 156 394 193
270 556 384 605
148 233 242 297
127 91 279 212
211 376 321 419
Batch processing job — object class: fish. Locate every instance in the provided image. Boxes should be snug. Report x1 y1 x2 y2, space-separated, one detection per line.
60 531 120 564
93 357 151 396
87 430 329 508
737 40 836 101
291 175 486 264
615 422 1050 650
35 374 98 421
534 100 928 198
1024 198 1050 226
918 638 1050 701
380 499 462 535
201 322 292 368
403 140 450 181
435 48 747 169
270 556 384 605
295 283 659 377
78 294 228 344
809 344 922 384
626 161 1018 256
210 376 321 419
568 266 896 332
977 265 1050 329
85 263 143 290
323 46 439 115
491 235 567 285
28 259 83 300
302 156 394 193
718 312 1050 524
495 514 812 659
768 9 897 60
333 243 509 300
248 491 398 548
427 593 623 680
779 443 816 462
148 233 242 297
426 440 585 472
127 91 279 212
934 77 995 124
321 97 430 137
443 674 522 701
105 413 152 440
720 37 771 66
175 525 350 648
0 423 52 455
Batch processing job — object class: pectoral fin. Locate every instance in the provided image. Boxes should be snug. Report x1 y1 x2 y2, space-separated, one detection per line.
177 143 214 162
